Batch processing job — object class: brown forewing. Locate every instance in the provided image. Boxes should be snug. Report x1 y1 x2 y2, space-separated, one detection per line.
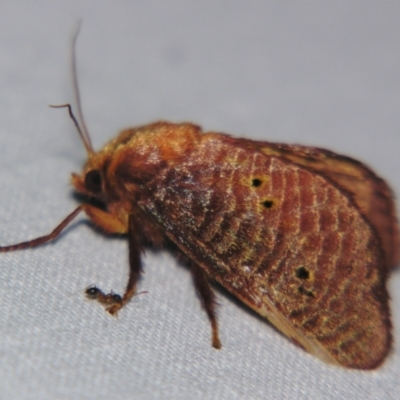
137 133 391 369
254 141 399 270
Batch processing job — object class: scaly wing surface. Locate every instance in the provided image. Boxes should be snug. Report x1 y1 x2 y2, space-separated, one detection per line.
138 134 391 369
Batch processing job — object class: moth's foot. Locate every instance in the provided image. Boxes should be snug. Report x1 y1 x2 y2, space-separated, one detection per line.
85 286 148 315
105 303 123 315
85 286 123 315
212 328 222 349
212 334 222 349
210 320 222 349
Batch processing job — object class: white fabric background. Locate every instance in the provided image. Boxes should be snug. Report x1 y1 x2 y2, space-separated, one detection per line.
0 1 399 399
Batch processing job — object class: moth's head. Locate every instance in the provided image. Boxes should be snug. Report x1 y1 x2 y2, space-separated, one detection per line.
70 126 141 203
49 104 104 200
52 101 116 204
71 151 113 204
71 167 101 198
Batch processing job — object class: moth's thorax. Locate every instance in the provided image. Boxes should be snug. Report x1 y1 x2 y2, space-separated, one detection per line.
71 121 205 232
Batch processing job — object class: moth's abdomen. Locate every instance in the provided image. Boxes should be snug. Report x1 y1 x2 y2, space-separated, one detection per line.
141 134 391 369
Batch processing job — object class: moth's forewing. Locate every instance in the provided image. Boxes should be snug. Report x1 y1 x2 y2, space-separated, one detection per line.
138 134 391 369
257 142 399 270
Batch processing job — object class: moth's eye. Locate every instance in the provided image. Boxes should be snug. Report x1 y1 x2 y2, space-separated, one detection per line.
84 170 102 193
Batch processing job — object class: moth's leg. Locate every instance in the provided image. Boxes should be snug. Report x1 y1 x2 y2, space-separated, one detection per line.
107 213 143 315
86 212 143 316
0 206 83 252
190 262 221 349
82 204 127 312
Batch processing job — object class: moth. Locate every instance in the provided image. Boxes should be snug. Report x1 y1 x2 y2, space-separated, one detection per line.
1 33 398 370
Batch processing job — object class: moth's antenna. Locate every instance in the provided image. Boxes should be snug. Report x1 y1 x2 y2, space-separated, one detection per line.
70 21 94 155
49 103 91 155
